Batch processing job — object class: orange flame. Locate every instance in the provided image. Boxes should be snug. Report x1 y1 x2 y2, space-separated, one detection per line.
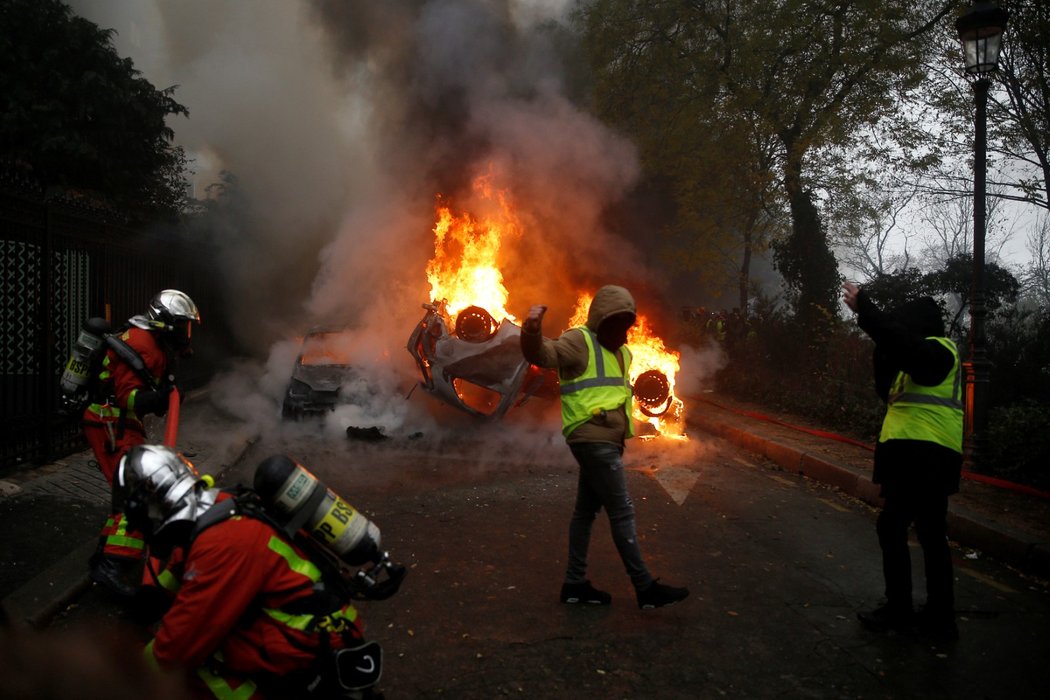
426 175 520 324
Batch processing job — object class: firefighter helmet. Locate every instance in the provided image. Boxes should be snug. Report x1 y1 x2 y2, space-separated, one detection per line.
144 289 200 348
115 444 215 542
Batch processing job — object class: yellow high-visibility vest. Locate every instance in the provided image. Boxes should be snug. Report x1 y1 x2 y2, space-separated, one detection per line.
879 337 963 453
559 327 634 438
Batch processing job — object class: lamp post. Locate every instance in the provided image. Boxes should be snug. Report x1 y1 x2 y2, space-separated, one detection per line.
955 1 1009 470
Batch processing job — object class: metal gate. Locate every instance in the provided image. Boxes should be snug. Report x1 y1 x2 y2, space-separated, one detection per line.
1 173 208 472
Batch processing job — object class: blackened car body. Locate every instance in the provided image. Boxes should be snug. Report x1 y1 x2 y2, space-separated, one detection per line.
282 328 366 420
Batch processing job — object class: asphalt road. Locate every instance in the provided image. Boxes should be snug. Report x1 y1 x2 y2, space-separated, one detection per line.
48 420 1050 699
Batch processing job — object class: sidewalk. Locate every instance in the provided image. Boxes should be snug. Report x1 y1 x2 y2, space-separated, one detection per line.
2 390 1048 629
687 392 1050 582
0 391 256 627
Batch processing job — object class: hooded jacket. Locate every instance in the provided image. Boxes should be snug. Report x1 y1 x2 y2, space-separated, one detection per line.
521 285 637 445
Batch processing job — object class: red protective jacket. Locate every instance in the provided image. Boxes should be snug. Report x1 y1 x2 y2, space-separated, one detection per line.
82 326 170 483
148 495 363 685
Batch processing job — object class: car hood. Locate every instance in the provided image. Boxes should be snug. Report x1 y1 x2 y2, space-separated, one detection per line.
292 365 355 392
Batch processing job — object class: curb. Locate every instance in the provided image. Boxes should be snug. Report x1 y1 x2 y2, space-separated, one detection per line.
0 390 256 629
1 539 97 628
690 412 1050 581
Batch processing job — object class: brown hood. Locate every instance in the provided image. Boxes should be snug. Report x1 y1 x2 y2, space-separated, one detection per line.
586 285 636 332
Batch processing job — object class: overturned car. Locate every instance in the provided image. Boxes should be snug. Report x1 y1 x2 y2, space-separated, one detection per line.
406 300 684 436
406 301 557 420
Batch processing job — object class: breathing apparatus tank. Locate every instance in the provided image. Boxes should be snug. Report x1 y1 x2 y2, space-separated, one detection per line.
59 317 112 411
253 455 406 600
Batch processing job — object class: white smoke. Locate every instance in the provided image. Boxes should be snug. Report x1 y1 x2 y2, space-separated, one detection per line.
675 343 729 398
67 0 658 439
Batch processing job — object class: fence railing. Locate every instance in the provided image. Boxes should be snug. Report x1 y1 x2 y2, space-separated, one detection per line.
1 172 214 472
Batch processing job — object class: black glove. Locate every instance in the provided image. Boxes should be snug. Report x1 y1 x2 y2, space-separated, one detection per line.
135 385 173 416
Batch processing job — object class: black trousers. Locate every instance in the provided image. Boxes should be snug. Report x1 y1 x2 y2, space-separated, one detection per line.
876 486 954 613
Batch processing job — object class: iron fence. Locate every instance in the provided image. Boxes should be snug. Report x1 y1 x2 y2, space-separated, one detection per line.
1 171 214 473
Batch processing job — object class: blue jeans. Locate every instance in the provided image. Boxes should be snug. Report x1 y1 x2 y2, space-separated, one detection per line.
565 442 653 591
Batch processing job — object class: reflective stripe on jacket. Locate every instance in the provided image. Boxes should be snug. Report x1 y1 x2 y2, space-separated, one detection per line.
559 327 634 439
149 502 363 678
879 336 963 453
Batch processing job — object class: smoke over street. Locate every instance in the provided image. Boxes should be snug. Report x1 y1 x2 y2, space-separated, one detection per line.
67 0 726 439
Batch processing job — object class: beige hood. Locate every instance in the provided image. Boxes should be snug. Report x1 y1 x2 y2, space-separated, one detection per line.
586 285 637 332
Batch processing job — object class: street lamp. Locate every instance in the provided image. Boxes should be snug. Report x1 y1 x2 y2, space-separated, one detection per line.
955 1 1009 470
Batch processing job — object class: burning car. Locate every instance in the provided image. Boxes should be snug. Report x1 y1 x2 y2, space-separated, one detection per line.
405 180 687 437
282 327 368 420
406 300 557 420
406 297 685 436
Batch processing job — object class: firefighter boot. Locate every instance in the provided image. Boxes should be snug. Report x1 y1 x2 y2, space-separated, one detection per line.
89 552 141 599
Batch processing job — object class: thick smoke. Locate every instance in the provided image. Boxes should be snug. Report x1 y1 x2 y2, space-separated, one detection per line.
68 0 658 439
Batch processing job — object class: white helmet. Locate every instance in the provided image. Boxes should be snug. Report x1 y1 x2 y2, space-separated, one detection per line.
116 444 215 545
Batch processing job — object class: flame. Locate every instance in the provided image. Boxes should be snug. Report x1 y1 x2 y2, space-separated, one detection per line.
569 293 687 439
426 175 520 324
419 173 686 438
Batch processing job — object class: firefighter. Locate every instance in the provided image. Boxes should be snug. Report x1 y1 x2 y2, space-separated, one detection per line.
115 445 383 699
521 285 689 609
83 289 201 598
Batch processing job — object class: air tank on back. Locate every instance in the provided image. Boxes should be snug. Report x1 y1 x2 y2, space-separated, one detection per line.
253 454 382 567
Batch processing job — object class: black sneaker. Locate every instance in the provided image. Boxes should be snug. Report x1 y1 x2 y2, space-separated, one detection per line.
560 580 612 605
915 607 958 643
637 580 689 609
857 603 915 635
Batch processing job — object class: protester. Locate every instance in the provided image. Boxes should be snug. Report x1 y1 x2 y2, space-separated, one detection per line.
521 284 689 609
843 282 963 642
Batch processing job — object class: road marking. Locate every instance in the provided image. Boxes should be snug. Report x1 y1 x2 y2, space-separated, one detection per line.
961 568 1016 594
765 474 799 488
817 497 850 513
630 466 699 505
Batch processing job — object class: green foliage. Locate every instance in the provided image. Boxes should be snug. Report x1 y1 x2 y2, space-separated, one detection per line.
0 0 190 219
863 268 935 310
992 0 1050 211
711 292 884 442
986 303 1050 405
772 190 842 325
713 282 1048 489
576 0 952 327
985 401 1050 490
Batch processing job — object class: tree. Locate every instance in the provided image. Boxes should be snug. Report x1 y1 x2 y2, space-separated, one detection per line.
1021 212 1050 305
994 0 1050 212
923 252 1020 337
577 0 956 329
828 175 917 281
0 0 189 219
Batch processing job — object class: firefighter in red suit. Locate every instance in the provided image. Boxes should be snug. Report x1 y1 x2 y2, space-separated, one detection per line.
115 446 387 699
83 289 200 598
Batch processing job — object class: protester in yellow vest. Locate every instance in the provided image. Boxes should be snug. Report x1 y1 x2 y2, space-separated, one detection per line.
521 285 689 610
843 282 963 643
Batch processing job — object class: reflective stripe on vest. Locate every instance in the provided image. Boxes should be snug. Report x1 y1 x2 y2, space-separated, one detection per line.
102 514 146 552
259 535 360 633
879 336 963 453
195 650 259 700
559 327 633 438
